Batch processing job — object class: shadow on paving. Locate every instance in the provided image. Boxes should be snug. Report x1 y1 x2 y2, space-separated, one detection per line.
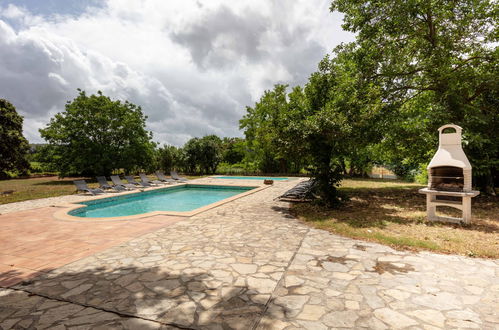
269 206 295 219
1 264 279 329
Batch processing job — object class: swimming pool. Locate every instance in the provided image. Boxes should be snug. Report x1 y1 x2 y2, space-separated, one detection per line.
69 185 255 218
214 176 288 181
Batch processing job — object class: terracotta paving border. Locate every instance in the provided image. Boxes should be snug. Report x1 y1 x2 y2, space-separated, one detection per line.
0 207 182 287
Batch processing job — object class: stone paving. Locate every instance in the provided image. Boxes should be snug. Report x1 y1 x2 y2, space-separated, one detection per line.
0 178 498 329
0 195 88 215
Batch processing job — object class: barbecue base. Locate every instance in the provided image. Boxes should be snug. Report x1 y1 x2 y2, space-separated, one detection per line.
419 188 480 224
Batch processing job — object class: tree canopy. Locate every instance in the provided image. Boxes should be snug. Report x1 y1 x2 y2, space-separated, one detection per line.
240 84 307 174
181 135 223 174
39 90 156 176
0 99 30 178
239 0 497 204
331 0 498 192
241 54 383 206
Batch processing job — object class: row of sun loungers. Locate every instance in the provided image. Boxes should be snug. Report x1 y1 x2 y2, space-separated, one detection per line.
74 171 188 195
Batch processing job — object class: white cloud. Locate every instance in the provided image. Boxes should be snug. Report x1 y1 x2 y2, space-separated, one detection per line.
0 0 354 146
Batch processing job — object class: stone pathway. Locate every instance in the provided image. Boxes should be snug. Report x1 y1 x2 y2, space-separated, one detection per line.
0 178 498 329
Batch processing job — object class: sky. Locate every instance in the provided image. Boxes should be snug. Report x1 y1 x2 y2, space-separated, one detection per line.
0 0 355 146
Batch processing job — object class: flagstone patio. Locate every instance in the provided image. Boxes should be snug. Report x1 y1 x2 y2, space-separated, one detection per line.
0 178 497 329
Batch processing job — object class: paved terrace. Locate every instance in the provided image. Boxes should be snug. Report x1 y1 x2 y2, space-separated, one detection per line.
0 178 497 329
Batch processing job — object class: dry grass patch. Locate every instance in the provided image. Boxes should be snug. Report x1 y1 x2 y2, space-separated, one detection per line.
0 176 94 204
291 178 499 258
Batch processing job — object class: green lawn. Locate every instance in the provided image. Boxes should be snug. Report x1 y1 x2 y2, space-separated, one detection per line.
292 178 499 258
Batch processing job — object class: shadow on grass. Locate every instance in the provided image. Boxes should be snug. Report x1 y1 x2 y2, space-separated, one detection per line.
291 187 499 234
0 263 277 329
33 179 93 186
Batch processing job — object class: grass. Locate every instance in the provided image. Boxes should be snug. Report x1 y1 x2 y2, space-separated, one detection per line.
0 176 96 204
291 178 499 258
0 174 205 205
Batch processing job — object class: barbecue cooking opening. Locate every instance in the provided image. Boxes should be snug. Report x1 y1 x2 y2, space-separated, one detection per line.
430 166 464 192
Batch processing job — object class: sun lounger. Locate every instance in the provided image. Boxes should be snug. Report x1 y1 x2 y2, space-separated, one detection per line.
139 173 164 186
73 180 104 195
155 171 177 184
125 175 151 187
170 171 188 182
96 176 125 192
110 175 137 190
277 180 316 201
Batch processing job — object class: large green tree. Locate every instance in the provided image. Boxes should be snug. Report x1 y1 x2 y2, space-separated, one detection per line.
182 135 223 174
0 99 30 178
158 144 182 172
331 0 498 193
221 137 246 164
39 90 156 176
283 53 383 206
197 135 223 174
240 53 383 206
240 84 307 173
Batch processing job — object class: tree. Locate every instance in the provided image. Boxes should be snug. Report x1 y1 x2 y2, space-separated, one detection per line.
285 53 383 206
221 137 245 164
39 90 156 176
197 135 223 174
158 144 181 172
331 0 498 193
240 53 383 206
182 135 223 174
182 138 202 174
240 85 307 173
0 99 30 178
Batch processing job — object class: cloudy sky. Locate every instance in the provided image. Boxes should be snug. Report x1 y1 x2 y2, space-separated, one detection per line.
0 0 354 146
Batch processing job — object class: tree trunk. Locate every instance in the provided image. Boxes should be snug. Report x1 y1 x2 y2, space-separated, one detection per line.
482 170 496 196
279 159 287 173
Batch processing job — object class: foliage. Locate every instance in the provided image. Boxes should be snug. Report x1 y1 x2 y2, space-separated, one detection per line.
221 137 246 164
182 138 202 173
198 135 223 174
296 53 383 205
181 135 223 174
240 85 309 174
414 163 429 185
39 90 156 176
240 52 383 206
30 144 59 173
331 0 498 193
158 144 182 172
0 99 30 178
215 162 245 175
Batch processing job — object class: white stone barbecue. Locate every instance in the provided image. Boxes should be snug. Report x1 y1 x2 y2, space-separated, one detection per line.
419 124 479 224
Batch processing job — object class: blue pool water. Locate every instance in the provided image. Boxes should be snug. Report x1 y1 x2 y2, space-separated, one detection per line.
215 176 288 181
69 185 254 218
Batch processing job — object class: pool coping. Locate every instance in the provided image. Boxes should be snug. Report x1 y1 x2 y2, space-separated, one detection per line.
53 183 269 222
